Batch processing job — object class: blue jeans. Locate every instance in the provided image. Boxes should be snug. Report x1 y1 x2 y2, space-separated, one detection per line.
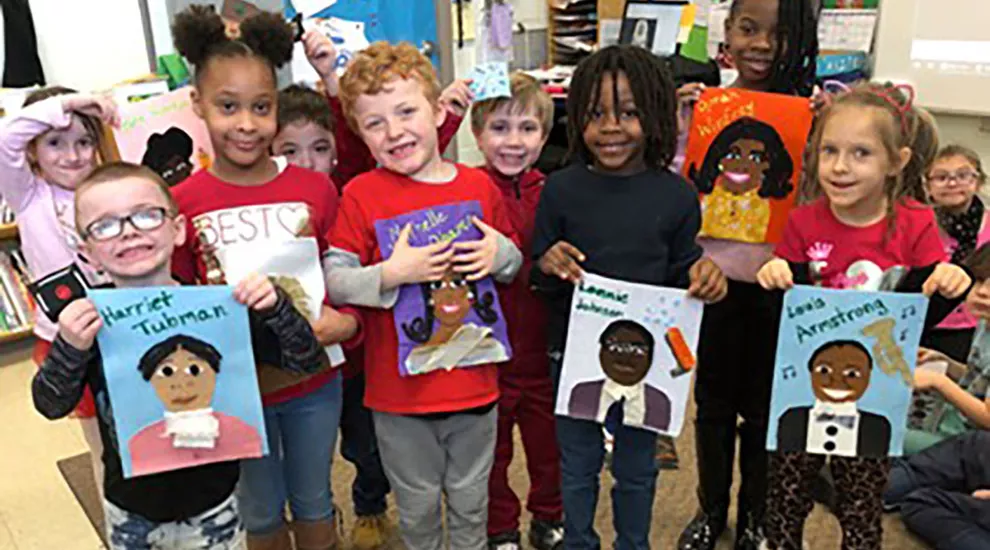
552 355 659 550
340 373 391 517
105 494 245 549
236 376 343 534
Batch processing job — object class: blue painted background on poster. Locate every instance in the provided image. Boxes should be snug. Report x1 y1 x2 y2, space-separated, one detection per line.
766 286 928 457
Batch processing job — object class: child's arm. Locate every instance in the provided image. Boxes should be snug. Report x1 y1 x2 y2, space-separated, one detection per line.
452 185 522 283
664 191 704 288
0 95 112 210
436 79 470 154
31 299 101 419
324 190 451 308
915 368 990 429
238 274 324 373
311 304 363 348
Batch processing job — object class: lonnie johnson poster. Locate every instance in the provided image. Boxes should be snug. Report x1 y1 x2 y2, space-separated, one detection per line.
767 286 928 458
555 272 704 437
91 286 267 478
683 88 813 244
373 201 511 377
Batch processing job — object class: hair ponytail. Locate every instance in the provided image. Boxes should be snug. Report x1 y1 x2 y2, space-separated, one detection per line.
172 4 294 84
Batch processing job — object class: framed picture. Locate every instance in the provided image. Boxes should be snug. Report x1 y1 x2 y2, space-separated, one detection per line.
619 0 689 56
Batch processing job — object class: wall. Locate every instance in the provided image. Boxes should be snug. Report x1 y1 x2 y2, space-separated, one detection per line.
935 114 990 161
27 0 151 91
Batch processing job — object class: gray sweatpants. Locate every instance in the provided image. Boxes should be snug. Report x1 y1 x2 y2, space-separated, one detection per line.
373 408 497 550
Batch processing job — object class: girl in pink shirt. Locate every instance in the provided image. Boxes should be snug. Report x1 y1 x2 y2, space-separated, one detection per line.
924 145 990 361
757 84 974 550
0 87 117 499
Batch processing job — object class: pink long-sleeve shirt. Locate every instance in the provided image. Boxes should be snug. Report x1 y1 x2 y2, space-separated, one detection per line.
0 98 110 341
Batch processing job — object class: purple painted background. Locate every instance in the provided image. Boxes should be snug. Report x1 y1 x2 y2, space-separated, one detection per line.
374 201 512 376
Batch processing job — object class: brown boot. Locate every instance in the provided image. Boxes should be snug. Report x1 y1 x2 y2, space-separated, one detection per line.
247 525 293 550
293 519 340 550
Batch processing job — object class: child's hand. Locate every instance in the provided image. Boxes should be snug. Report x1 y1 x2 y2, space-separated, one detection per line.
453 217 500 281
382 224 455 288
914 368 948 391
922 262 971 298
973 489 990 500
688 257 728 303
538 241 585 284
234 273 278 311
311 305 359 345
676 83 704 132
966 280 990 319
302 30 340 96
756 258 794 290
917 347 947 365
439 78 474 118
58 299 102 351
62 94 120 128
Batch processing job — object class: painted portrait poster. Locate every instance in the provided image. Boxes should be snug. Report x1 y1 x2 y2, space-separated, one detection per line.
111 87 213 187
555 272 704 437
683 88 814 244
373 201 511 377
91 286 267 479
767 286 929 458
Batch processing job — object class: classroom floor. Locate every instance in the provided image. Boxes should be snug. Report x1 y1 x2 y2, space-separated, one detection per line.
0 340 931 550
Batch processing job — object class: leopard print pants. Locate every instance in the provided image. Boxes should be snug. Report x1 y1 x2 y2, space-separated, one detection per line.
764 451 890 550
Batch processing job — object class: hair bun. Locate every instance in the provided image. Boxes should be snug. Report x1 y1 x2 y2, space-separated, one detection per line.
172 5 228 67
239 11 295 70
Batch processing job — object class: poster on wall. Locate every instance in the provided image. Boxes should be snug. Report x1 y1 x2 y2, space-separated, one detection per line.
683 88 813 244
112 87 213 187
767 286 928 458
373 201 512 377
555 272 704 436
91 286 267 478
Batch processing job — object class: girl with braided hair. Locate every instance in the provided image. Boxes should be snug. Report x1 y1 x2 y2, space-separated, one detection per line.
676 2 820 549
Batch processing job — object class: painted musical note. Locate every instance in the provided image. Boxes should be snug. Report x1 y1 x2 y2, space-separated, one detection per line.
901 305 917 319
782 365 797 380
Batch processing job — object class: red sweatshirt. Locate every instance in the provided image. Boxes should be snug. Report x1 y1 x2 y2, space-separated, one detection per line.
327 165 520 414
172 164 357 405
486 167 551 378
328 95 463 380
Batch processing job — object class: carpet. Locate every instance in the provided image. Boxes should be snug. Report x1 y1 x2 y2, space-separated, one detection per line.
57 412 932 549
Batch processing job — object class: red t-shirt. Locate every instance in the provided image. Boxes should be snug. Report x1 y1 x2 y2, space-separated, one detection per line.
329 164 518 414
171 164 344 405
775 198 948 289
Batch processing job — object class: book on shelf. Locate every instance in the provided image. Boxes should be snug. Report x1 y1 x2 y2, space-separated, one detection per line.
0 248 33 335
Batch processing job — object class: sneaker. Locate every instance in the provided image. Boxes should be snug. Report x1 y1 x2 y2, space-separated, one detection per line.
529 519 564 550
677 511 724 550
734 525 764 550
488 531 521 550
351 514 390 550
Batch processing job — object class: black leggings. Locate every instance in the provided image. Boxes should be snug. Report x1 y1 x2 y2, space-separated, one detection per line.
692 279 780 527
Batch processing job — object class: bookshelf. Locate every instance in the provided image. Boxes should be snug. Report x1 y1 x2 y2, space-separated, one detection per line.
548 0 598 66
0 222 33 345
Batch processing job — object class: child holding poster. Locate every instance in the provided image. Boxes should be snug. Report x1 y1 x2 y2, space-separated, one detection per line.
674 2 821 548
169 6 362 549
325 41 522 549
531 44 726 549
0 86 118 505
32 162 324 549
756 84 975 549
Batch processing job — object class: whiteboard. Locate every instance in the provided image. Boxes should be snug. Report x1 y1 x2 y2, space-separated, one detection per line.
873 0 990 116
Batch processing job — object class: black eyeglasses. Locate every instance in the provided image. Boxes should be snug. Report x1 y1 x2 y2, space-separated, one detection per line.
83 207 173 242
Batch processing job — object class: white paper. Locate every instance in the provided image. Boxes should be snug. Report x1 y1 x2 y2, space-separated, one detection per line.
555 272 704 437
600 19 623 47
818 9 878 53
707 3 731 44
290 16 372 84
218 238 345 367
694 0 713 27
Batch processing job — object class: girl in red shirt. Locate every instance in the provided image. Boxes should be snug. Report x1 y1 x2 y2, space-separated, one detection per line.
757 84 973 549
